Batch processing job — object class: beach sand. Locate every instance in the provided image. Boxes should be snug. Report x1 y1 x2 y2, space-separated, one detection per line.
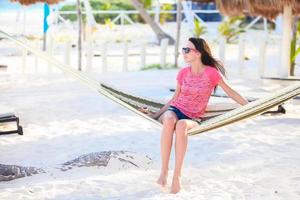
0 69 299 199
1 9 300 200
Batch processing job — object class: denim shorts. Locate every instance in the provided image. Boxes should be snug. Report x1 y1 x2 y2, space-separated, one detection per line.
167 106 191 120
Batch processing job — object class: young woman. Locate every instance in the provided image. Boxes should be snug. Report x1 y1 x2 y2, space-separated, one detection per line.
149 37 249 194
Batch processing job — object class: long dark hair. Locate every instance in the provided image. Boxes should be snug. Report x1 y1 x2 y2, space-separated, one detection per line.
189 37 226 77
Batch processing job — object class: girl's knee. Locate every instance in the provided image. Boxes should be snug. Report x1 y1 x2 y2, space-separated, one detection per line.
162 112 177 126
176 120 188 130
175 120 188 136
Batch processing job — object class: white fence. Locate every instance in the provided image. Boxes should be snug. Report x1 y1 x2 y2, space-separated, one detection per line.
15 34 281 78
18 37 173 74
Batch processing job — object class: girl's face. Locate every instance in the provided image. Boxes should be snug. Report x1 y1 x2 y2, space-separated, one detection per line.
182 41 201 63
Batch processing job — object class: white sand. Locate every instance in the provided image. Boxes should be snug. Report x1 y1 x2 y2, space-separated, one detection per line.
0 69 299 199
1 9 300 200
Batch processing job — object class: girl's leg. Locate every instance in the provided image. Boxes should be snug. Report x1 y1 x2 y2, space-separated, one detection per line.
157 111 178 187
171 119 198 193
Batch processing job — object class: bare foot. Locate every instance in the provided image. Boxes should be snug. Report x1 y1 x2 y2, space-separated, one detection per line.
170 176 181 194
157 173 168 187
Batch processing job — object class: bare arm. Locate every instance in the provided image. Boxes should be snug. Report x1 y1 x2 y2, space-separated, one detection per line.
151 83 181 119
218 77 248 106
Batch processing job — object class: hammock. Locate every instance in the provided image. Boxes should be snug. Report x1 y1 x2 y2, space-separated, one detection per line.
100 83 235 121
100 83 299 135
1 30 299 136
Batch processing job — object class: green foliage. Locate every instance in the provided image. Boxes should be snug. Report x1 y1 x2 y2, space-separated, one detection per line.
142 63 162 70
159 4 175 24
59 0 179 25
140 0 152 9
291 46 300 63
297 19 300 34
141 63 176 70
291 38 297 62
60 0 138 24
194 19 207 38
60 4 78 21
93 0 136 24
218 16 245 43
291 19 300 63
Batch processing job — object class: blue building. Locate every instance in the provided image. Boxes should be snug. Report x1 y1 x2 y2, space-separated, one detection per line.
191 1 222 22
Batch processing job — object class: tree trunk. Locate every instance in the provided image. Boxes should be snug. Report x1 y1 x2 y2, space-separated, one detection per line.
131 0 175 45
280 5 292 77
77 0 82 71
175 0 182 68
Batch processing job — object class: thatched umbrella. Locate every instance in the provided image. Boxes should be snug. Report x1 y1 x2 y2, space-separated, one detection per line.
191 0 300 77
215 0 247 17
192 0 300 19
10 0 62 5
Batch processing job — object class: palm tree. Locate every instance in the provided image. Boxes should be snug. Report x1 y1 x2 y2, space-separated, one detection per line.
131 0 175 45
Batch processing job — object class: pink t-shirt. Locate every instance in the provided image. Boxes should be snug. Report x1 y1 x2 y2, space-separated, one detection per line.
170 66 222 119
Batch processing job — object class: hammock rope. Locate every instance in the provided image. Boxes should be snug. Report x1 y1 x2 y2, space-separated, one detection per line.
0 30 161 127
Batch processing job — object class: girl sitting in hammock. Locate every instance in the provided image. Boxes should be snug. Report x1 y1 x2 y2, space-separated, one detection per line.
149 37 248 194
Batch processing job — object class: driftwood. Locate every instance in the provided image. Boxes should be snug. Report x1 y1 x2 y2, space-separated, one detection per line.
0 151 152 181
0 164 45 181
60 151 152 171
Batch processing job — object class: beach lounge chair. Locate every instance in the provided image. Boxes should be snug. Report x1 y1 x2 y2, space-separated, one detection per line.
0 113 23 135
261 76 300 81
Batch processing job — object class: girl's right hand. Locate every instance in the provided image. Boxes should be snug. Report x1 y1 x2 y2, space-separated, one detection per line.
147 112 158 119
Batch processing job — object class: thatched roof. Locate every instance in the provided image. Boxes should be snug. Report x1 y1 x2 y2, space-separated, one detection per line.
10 0 62 5
192 0 300 19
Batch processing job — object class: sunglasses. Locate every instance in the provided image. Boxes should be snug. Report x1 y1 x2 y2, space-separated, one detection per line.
182 47 198 54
